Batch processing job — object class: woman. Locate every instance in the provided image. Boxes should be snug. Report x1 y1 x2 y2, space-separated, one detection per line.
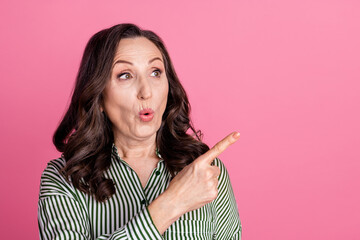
38 23 241 239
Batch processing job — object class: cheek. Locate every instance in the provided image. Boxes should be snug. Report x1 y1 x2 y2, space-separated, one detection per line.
103 91 132 119
160 84 169 110
161 81 169 99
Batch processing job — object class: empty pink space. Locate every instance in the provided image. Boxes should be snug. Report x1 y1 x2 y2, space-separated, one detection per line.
1 0 359 239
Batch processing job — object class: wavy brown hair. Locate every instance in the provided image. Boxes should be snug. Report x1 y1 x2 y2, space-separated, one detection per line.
53 23 210 202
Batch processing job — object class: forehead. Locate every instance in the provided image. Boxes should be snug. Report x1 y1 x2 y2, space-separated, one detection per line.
113 37 163 61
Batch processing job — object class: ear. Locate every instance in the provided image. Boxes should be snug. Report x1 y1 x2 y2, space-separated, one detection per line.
100 106 104 112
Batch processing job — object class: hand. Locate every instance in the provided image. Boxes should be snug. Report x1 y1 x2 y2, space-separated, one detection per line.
165 131 241 215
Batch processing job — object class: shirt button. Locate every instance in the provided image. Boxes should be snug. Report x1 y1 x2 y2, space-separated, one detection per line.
141 199 146 205
155 170 160 176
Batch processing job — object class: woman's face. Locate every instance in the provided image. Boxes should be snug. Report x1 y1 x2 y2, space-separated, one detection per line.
102 37 169 142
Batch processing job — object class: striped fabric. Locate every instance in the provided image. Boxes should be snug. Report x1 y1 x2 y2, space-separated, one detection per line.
38 144 242 239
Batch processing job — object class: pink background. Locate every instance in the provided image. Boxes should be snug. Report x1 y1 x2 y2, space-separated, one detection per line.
1 0 359 239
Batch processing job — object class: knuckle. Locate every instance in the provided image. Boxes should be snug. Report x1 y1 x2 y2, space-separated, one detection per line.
207 178 218 188
205 191 217 202
210 188 218 199
207 179 214 188
192 161 201 171
215 166 221 176
214 178 219 186
206 170 213 179
213 144 222 153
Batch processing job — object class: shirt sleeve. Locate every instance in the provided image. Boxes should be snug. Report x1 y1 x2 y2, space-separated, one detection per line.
213 158 242 239
38 160 164 240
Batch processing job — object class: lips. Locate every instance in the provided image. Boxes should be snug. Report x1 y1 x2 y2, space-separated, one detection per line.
139 108 154 115
139 108 154 122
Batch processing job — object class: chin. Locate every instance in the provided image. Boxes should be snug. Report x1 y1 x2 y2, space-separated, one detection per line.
135 126 159 139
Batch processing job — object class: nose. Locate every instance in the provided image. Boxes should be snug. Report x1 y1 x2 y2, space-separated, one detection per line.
137 75 152 100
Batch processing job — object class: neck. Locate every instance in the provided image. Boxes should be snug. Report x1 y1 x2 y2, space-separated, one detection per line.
114 134 157 160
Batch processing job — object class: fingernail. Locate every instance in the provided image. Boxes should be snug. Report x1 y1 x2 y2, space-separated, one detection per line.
233 132 240 139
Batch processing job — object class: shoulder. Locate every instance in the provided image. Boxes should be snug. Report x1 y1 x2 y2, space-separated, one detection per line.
212 157 233 189
39 157 76 199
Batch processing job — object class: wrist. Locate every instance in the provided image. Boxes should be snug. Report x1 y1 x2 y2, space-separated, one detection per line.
159 190 183 220
147 191 182 234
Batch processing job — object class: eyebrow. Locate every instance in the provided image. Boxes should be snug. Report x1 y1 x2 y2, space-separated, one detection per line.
113 57 163 67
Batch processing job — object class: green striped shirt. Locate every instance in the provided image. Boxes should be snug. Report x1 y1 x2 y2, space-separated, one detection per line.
38 144 242 239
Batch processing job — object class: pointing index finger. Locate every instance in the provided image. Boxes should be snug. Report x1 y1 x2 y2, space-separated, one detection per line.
198 131 240 165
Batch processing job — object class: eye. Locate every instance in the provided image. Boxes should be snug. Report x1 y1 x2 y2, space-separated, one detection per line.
117 72 132 80
151 69 162 78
